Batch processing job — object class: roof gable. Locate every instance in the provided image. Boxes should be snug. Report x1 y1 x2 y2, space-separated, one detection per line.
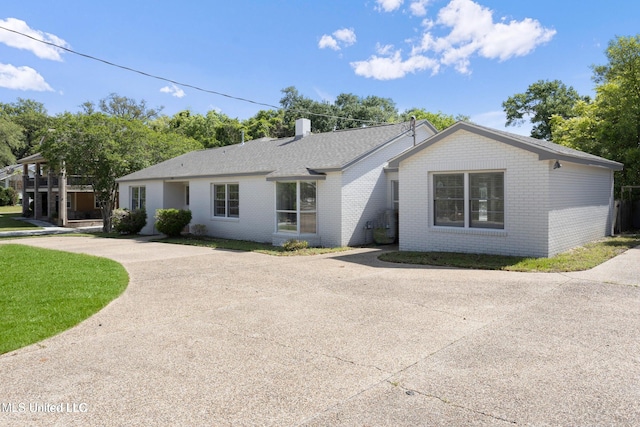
388 121 623 171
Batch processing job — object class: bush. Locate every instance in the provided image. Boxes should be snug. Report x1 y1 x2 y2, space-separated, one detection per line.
283 239 309 251
0 187 18 206
155 209 192 237
112 208 147 234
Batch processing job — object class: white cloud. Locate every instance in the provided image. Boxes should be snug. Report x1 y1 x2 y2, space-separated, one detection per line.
0 63 53 91
376 0 404 12
333 28 356 46
0 18 69 61
319 28 356 51
409 0 431 17
356 0 555 79
376 43 395 55
160 84 185 98
318 34 339 50
414 0 556 74
351 50 439 80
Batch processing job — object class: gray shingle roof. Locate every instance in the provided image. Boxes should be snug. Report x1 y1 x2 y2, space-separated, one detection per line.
388 121 623 170
117 121 423 182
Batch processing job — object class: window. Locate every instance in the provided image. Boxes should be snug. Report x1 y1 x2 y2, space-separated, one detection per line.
469 172 504 229
391 180 399 211
276 181 316 234
131 186 146 210
434 174 464 227
433 172 503 229
213 184 239 218
185 185 190 206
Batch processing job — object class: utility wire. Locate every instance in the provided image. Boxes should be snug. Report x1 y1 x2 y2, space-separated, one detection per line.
0 25 388 126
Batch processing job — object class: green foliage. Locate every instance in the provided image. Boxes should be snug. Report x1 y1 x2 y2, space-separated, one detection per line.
399 108 468 131
282 239 309 251
0 117 25 166
0 187 18 206
0 98 50 162
551 35 640 192
154 208 192 237
0 244 128 354
41 94 202 232
112 208 147 234
503 79 589 140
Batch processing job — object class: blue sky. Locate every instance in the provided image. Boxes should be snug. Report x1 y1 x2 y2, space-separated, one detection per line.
0 0 638 135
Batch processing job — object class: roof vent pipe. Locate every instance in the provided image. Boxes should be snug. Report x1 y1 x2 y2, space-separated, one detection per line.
240 130 245 146
411 116 416 146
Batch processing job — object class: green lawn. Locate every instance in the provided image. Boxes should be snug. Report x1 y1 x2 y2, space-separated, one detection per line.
0 205 41 232
0 244 128 354
379 234 640 272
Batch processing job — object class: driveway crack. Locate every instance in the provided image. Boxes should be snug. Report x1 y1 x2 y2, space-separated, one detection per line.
394 383 518 424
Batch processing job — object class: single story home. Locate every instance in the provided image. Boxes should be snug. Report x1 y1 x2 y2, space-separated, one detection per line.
387 121 623 257
117 118 436 247
117 118 622 257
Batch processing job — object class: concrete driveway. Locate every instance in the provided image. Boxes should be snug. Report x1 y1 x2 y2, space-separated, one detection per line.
1 236 638 426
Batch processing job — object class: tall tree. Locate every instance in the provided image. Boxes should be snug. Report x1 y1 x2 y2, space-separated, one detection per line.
503 80 589 140
93 93 163 122
551 35 640 192
42 111 201 232
0 117 24 166
0 98 51 160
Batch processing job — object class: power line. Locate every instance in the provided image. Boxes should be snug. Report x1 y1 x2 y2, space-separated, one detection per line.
0 25 388 126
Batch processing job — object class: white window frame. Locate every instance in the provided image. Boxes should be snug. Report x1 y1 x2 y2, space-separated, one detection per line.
131 186 146 210
212 183 239 219
391 180 399 212
275 181 317 234
432 171 504 230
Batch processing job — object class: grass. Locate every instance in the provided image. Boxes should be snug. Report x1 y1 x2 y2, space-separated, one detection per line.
0 205 42 232
0 244 128 354
379 234 640 272
157 235 352 256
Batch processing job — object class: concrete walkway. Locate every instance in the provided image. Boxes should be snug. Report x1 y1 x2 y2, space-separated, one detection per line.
0 217 102 237
0 236 638 426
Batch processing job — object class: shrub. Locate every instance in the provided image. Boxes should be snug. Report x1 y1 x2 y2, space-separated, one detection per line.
191 223 207 236
155 208 192 237
283 239 309 251
112 208 147 234
0 187 18 206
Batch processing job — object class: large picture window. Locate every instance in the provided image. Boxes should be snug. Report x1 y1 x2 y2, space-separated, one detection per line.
276 181 316 234
131 186 146 210
213 183 239 218
433 172 504 229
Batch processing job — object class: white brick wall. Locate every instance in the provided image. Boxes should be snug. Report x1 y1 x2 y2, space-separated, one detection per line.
399 129 551 257
189 175 274 244
548 163 614 255
341 132 419 246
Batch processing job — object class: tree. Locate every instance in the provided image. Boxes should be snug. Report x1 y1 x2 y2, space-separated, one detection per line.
0 98 51 160
0 117 24 166
551 35 640 192
503 80 589 140
92 93 162 122
399 109 469 131
42 111 201 232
